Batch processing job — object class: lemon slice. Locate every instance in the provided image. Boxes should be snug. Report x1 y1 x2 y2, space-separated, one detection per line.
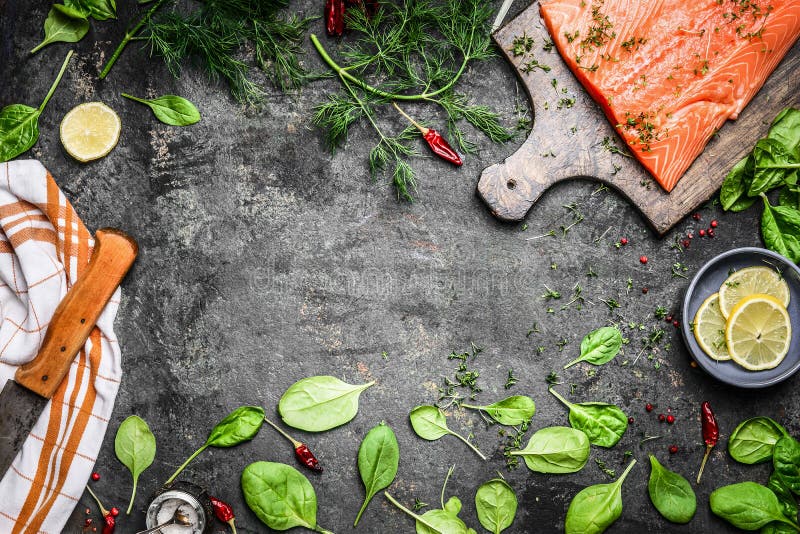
60 102 121 162
693 292 731 361
718 266 790 319
725 293 791 371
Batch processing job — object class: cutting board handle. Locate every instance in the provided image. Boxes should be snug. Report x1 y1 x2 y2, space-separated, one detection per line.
477 149 555 222
15 228 138 398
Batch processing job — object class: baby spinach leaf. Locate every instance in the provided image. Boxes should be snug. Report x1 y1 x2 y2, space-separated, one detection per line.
750 139 800 196
31 5 89 54
114 415 156 515
564 326 622 369
721 155 755 211
279 376 375 432
385 492 476 534
768 471 799 522
354 422 400 527
774 436 800 495
475 479 517 534
65 0 117 20
0 50 72 162
768 108 800 152
728 416 789 464
165 405 265 484
242 461 334 534
710 482 800 531
461 395 535 426
647 455 696 524
509 426 589 474
121 93 201 126
409 405 487 460
565 459 636 534
780 187 800 211
761 194 800 263
549 388 628 448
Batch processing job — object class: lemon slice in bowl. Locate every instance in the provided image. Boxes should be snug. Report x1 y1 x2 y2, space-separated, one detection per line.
718 266 790 319
60 102 121 162
725 293 791 371
693 292 730 361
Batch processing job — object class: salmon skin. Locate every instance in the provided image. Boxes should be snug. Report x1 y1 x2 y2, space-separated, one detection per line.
540 0 800 192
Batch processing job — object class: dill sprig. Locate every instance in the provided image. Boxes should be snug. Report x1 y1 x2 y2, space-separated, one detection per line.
100 0 313 103
311 0 514 200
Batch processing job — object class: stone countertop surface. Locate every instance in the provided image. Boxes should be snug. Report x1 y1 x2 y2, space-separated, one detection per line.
2 1 797 533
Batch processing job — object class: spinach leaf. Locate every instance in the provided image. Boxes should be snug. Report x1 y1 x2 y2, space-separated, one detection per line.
775 436 800 495
761 194 800 263
768 471 799 523
64 0 117 20
279 376 375 432
763 523 800 534
165 405 265 484
721 155 754 211
780 187 800 211
385 492 476 534
242 461 334 534
0 51 73 162
647 455 696 524
114 415 156 515
461 395 535 426
409 405 487 460
728 417 789 464
768 108 800 152
565 459 636 534
121 93 201 126
30 5 89 54
475 479 517 534
710 482 800 531
564 326 622 369
355 422 400 527
750 139 800 196
549 388 628 448
509 426 590 474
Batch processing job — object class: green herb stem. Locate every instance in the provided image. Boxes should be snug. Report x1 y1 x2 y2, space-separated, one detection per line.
548 387 572 408
39 50 74 113
262 416 301 448
310 33 468 102
126 479 137 515
451 430 488 461
164 444 208 485
99 0 170 79
384 492 444 531
617 458 636 483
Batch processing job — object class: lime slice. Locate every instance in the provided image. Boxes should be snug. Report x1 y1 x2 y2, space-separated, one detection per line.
60 102 121 162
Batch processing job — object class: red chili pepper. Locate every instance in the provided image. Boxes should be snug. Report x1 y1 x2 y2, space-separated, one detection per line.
295 443 323 472
102 514 115 534
697 401 719 483
326 0 345 36
392 102 462 166
209 496 238 534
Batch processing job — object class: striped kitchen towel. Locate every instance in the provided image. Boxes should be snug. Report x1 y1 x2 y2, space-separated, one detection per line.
0 160 122 534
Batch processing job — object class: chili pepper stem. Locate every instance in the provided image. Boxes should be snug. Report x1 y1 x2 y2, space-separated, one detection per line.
392 102 428 135
85 485 110 516
228 519 237 534
697 444 713 484
263 416 302 448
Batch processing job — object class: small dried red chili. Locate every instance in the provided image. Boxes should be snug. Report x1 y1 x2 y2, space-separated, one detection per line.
209 496 238 534
85 486 115 534
326 0 345 36
263 416 323 473
696 401 718 483
393 102 463 166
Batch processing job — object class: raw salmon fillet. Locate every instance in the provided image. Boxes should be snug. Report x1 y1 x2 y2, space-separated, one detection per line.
540 0 800 192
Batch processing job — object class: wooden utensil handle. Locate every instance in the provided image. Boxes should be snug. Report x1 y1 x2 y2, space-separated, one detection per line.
477 150 557 222
15 228 138 398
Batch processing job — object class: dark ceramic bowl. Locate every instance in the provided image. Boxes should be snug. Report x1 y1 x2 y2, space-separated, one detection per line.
681 247 800 388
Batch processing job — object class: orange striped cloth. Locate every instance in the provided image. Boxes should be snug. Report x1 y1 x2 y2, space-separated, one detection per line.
0 160 122 534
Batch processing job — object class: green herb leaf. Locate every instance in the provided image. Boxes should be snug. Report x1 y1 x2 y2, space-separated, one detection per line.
774 436 800 495
475 479 517 534
164 405 265 485
417 496 475 534
647 455 696 524
121 93 200 126
721 155 755 211
761 194 800 263
710 481 800 531
509 426 590 474
750 139 800 197
565 459 636 534
0 51 72 162
279 376 375 432
409 405 487 460
65 0 117 20
549 388 628 448
114 415 156 515
728 416 789 464
242 461 333 533
355 422 400 527
461 396 535 426
31 5 89 54
768 471 799 522
564 326 622 369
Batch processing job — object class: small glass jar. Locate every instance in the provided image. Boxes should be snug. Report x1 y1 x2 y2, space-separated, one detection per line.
145 481 214 534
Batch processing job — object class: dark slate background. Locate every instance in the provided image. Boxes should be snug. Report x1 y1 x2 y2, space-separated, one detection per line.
2 1 797 532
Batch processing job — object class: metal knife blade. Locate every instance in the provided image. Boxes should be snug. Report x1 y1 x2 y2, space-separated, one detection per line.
0 228 137 478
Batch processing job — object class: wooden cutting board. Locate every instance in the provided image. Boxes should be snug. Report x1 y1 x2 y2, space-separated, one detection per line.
477 4 800 236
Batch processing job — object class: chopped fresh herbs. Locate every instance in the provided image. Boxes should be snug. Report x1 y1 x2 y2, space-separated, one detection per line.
505 369 519 389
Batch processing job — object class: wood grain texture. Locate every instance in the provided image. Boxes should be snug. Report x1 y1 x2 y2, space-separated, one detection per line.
15 228 137 398
478 5 800 235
